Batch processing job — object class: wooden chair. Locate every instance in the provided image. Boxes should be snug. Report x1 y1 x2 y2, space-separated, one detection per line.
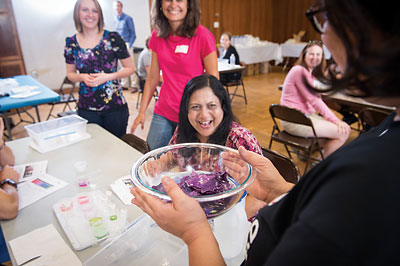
359 107 392 133
268 104 327 174
220 62 247 104
120 133 150 154
47 77 77 120
261 147 300 184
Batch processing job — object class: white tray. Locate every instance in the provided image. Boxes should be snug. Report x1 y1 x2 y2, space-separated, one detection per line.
53 190 127 251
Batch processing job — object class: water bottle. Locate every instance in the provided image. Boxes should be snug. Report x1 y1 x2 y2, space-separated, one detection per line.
230 53 236 65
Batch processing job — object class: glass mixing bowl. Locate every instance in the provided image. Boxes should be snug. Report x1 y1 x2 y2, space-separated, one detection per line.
131 143 255 219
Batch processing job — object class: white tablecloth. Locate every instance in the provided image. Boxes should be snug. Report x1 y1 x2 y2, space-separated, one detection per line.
230 41 332 66
236 43 282 64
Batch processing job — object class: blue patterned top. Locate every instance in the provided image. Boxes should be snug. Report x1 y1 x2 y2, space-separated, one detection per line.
64 30 129 111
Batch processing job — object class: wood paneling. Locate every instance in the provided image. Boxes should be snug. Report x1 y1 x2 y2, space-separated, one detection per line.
200 0 320 43
0 0 26 77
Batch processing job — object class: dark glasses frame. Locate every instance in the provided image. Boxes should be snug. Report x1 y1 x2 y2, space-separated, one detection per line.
306 6 326 34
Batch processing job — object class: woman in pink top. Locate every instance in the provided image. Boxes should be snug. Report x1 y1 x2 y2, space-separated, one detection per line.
280 41 350 157
130 0 219 150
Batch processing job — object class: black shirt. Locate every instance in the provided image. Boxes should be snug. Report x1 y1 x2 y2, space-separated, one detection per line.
243 112 400 265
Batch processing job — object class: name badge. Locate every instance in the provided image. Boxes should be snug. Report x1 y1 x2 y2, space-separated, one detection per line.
175 45 189 54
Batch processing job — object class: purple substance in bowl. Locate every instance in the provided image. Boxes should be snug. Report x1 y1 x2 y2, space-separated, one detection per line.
152 171 239 218
152 171 232 196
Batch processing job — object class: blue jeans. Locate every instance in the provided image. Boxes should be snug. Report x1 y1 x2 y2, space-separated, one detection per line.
78 105 129 138
147 113 178 150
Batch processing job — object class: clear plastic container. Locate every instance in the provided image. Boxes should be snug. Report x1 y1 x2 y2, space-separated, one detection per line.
74 160 90 187
25 115 88 150
84 214 186 266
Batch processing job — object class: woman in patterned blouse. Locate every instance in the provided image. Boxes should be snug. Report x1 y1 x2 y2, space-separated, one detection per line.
170 74 265 219
64 0 135 137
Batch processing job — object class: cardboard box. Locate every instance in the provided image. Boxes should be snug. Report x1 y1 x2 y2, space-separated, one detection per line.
260 62 272 73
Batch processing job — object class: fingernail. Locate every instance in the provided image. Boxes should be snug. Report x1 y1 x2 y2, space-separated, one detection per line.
162 176 170 185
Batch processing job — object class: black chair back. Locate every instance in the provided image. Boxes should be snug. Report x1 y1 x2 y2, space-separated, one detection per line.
261 147 300 184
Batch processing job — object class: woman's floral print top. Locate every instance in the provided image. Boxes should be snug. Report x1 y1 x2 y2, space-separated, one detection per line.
64 30 129 111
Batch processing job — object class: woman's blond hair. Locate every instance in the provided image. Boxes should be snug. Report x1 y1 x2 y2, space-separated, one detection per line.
73 0 104 33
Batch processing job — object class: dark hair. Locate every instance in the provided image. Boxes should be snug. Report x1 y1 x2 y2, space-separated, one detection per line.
151 0 201 38
295 40 327 77
145 36 150 49
73 0 104 33
315 0 400 98
177 75 234 145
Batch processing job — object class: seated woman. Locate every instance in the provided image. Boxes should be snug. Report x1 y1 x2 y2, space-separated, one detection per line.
281 40 350 158
218 32 241 84
170 74 264 218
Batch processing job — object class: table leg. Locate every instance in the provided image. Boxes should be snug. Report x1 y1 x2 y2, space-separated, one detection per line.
2 112 13 140
34 105 41 122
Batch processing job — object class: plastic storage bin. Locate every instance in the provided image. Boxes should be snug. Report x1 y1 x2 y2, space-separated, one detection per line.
25 115 90 153
84 200 250 266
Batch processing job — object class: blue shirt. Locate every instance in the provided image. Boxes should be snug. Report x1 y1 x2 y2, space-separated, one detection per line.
114 13 136 48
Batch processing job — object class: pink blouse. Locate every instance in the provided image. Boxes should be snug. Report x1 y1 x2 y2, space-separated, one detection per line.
280 65 339 124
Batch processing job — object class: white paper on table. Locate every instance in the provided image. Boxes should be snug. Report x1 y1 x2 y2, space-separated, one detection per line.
18 174 68 210
11 85 39 94
8 224 82 266
109 175 135 205
13 160 48 182
10 90 41 98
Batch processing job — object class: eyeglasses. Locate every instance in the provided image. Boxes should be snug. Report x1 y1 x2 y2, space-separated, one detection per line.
306 6 327 34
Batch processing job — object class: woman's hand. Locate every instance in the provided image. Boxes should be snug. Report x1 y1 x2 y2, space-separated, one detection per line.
80 73 109 87
131 176 210 245
0 166 19 183
130 112 146 133
222 146 293 203
336 120 351 135
89 73 109 87
80 73 96 87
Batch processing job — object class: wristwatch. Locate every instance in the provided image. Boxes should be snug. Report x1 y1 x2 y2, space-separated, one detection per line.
0 178 17 190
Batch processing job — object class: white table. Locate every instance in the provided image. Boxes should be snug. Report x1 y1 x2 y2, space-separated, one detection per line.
280 42 331 59
0 124 144 264
235 43 282 64
218 63 245 74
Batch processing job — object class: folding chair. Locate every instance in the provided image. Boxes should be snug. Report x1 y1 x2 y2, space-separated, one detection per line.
268 104 327 174
47 77 77 120
220 62 247 104
120 133 150 154
135 71 159 109
359 107 392 133
261 147 300 184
